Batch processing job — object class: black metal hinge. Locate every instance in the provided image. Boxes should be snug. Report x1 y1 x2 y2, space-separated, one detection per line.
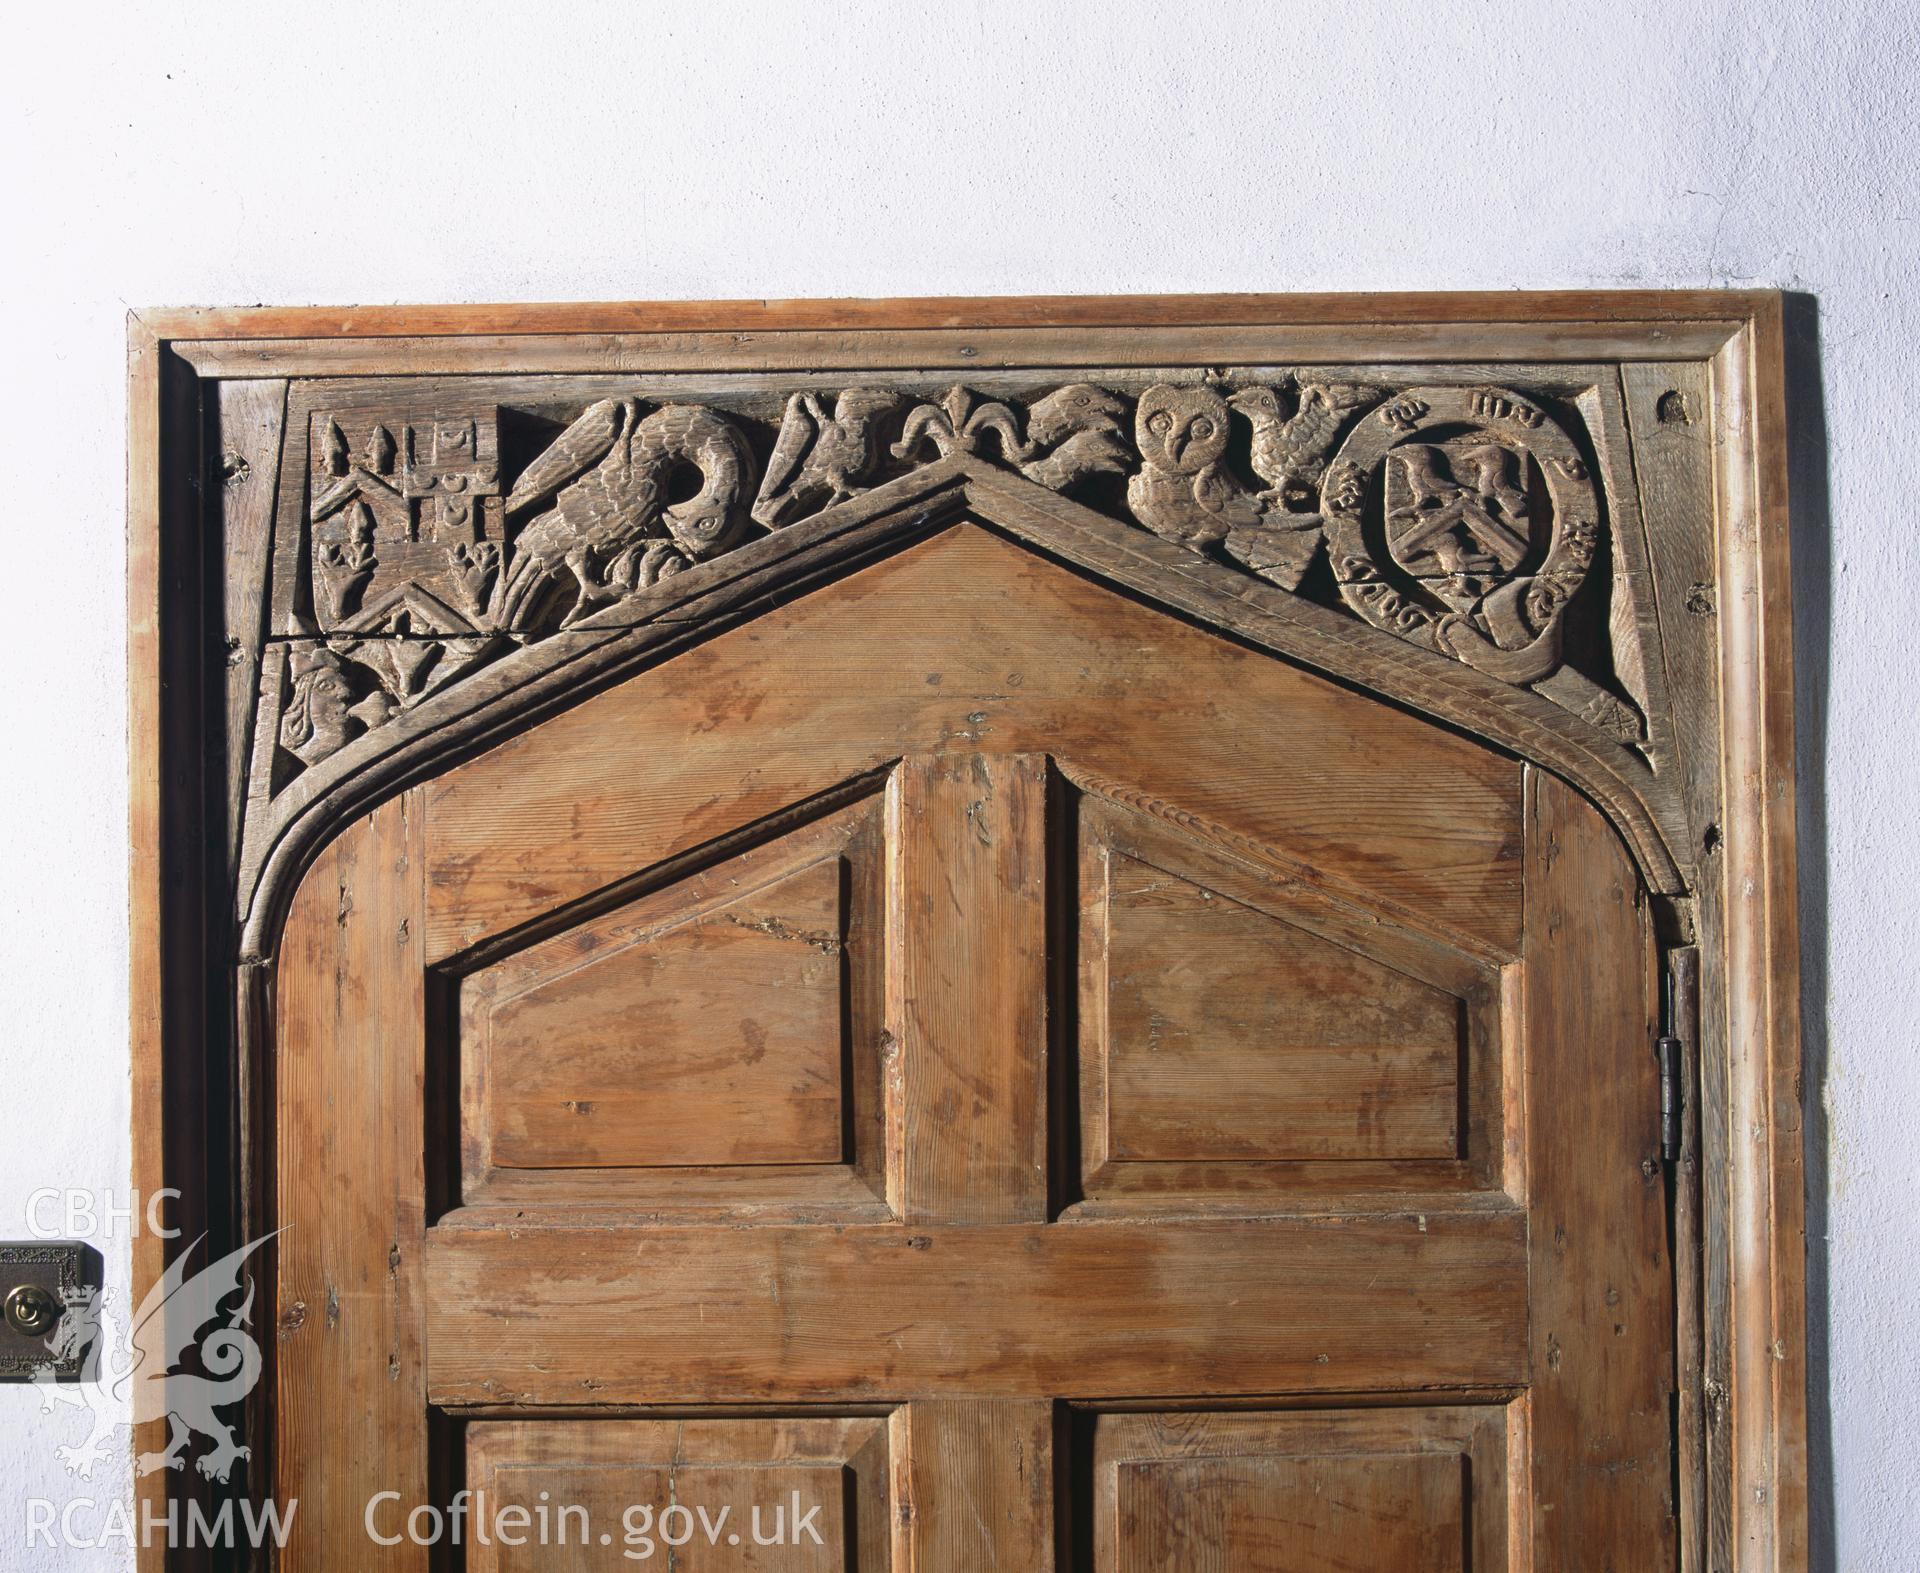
1655 950 1695 1164
1656 1037 1684 1163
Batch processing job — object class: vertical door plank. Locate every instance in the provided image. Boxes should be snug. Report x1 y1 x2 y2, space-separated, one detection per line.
1525 769 1676 1566
275 794 428 1570
892 1399 1056 1573
887 752 1051 1224
1622 358 1728 1573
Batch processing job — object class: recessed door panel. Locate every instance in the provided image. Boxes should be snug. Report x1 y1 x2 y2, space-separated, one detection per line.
465 1418 890 1572
480 855 847 1169
1089 1407 1506 1572
451 788 890 1218
1118 1455 1464 1573
1102 848 1464 1165
1074 787 1504 1207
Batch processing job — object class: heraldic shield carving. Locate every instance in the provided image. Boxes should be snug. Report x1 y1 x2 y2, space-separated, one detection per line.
1321 385 1638 742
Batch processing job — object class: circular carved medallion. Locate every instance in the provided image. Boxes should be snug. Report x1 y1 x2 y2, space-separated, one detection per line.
1319 386 1601 684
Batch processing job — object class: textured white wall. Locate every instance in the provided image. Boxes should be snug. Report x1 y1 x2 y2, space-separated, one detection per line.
1 1 1911 1566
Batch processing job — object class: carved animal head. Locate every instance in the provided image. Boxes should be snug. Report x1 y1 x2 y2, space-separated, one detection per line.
663 503 738 559
1024 383 1127 448
649 406 760 561
1135 384 1230 475
1227 385 1283 423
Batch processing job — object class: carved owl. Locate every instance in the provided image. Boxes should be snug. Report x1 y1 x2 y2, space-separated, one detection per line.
1134 384 1230 474
1125 384 1253 548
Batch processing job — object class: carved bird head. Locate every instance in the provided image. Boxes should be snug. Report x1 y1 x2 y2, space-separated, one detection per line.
664 497 740 559
1024 383 1128 448
1135 384 1230 475
831 387 902 427
655 408 758 561
1227 385 1284 424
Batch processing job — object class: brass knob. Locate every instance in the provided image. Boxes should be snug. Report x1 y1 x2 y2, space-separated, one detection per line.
4 1285 61 1338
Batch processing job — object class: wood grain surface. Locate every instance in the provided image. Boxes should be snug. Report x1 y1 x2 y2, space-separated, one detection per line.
422 525 1524 960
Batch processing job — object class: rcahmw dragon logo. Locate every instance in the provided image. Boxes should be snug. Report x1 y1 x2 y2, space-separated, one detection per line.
33 1232 278 1483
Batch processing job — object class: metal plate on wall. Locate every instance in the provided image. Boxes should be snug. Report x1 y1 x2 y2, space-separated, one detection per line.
0 1240 101 1382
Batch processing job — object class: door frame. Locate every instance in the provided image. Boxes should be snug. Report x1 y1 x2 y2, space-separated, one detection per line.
127 292 1806 1572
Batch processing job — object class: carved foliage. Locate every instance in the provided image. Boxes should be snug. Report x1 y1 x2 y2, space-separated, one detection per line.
274 374 1642 779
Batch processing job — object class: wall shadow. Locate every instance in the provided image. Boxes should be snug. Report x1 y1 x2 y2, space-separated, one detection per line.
1781 291 1834 1570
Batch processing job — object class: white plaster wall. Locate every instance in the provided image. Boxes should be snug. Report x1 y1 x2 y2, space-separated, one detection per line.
0 1 1911 1566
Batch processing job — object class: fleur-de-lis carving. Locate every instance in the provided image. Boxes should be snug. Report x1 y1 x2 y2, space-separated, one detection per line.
447 541 501 619
891 386 1036 465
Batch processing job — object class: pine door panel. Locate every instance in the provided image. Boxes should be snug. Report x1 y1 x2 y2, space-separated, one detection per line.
426 1212 1528 1403
478 853 847 1169
1073 789 1505 1207
1089 1408 1507 1572
453 789 889 1218
465 1418 891 1572
1100 848 1464 1163
273 525 1671 1569
419 526 1523 961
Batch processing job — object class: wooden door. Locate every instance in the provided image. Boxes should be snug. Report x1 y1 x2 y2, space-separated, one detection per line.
274 524 1674 1569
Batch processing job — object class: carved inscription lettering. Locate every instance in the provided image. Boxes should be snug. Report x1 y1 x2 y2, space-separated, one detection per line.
1319 385 1642 741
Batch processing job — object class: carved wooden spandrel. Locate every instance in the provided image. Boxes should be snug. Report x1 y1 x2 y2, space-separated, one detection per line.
236 364 1683 947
